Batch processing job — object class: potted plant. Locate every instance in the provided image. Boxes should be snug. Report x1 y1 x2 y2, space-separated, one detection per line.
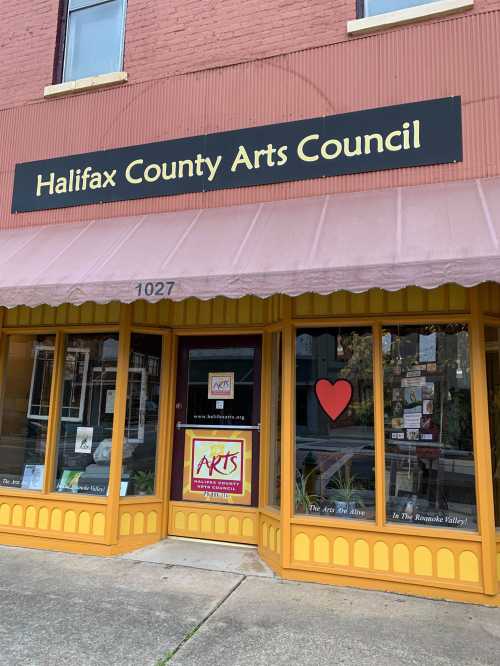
330 472 363 516
132 470 155 495
295 470 320 514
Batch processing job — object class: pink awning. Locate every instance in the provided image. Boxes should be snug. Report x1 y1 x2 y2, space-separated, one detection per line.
1 177 500 308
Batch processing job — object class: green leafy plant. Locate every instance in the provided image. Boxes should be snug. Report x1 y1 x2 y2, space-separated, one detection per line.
295 469 320 513
133 470 155 495
330 472 364 506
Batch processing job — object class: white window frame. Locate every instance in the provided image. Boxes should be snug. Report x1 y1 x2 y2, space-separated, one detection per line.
28 346 90 423
63 0 127 83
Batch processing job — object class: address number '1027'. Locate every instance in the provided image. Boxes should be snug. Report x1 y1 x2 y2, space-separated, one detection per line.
135 281 176 298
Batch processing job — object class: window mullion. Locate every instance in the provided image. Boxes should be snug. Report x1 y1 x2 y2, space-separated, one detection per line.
373 323 387 528
43 331 65 495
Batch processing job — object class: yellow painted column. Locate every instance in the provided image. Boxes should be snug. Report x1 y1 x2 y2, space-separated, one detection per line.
259 331 272 508
280 303 295 569
43 332 65 494
470 288 497 595
106 304 132 545
372 323 386 528
161 333 178 538
155 331 173 538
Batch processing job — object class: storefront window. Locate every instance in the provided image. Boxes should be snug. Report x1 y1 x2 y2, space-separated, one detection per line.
383 324 477 530
55 333 119 496
268 332 282 507
485 326 500 528
123 334 163 496
295 328 375 520
0 334 55 491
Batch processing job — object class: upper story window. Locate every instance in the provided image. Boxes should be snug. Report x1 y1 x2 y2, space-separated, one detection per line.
363 0 438 16
62 0 127 82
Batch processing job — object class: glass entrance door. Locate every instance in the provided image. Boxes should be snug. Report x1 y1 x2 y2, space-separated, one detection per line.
170 336 261 520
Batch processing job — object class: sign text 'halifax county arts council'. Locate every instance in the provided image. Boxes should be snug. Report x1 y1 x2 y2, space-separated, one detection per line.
12 97 462 213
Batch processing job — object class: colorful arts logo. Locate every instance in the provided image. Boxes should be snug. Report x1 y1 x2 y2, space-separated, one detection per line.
191 438 244 495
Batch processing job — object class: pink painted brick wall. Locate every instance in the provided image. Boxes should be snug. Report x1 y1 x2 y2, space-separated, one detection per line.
0 0 499 110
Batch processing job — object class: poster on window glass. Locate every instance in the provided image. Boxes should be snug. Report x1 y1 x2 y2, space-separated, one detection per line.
182 429 252 505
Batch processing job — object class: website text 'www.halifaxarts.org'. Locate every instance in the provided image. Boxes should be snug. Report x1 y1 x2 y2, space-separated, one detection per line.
12 98 462 213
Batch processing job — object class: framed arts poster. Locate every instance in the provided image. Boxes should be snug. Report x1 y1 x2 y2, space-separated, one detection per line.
182 429 252 505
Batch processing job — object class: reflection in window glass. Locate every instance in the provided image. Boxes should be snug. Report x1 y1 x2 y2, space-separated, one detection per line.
486 326 500 528
295 328 375 520
0 335 55 491
187 348 255 427
64 0 126 82
124 334 162 496
384 324 477 530
55 333 119 496
268 333 282 507
364 0 438 17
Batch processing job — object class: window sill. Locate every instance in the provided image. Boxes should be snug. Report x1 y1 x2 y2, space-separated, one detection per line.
347 0 474 35
44 71 128 99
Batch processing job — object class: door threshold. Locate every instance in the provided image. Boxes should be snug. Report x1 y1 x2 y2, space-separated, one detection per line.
168 535 257 549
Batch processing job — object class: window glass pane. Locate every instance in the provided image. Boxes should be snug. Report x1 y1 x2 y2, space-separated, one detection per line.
268 333 282 507
0 335 55 491
55 333 119 496
364 0 438 16
64 0 124 81
486 326 500 529
187 348 255 427
295 328 375 520
384 324 476 530
124 334 162 496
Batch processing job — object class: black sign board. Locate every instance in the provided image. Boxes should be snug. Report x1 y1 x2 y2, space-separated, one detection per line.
12 97 462 213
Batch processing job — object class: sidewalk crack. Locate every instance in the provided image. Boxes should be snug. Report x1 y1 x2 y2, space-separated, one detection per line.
155 575 246 665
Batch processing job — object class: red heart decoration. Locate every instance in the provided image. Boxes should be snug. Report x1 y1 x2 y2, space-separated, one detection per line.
314 379 353 422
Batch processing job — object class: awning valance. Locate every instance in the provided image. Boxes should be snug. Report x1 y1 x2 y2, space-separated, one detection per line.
1 177 500 308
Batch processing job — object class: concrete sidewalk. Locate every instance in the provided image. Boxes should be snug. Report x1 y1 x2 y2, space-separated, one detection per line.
0 543 499 666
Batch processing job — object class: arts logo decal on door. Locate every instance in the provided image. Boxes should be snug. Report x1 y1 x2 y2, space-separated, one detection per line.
182 429 252 505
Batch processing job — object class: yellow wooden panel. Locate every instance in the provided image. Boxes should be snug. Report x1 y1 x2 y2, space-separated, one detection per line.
373 541 389 571
201 514 212 533
333 536 349 566
120 512 132 536
459 551 480 583
78 511 91 535
262 522 269 548
427 287 447 312
63 510 77 533
437 548 455 579
242 517 254 537
414 546 433 577
497 553 500 582
368 289 385 314
146 511 158 534
50 508 62 531
188 513 200 532
406 287 425 312
448 285 468 311
0 503 11 525
330 292 348 315
133 512 145 535
350 293 368 315
269 526 276 552
38 506 49 529
214 515 225 534
393 543 410 574
25 506 37 529
93 512 106 537
174 510 186 530
228 516 239 536
11 505 23 527
386 290 405 313
276 529 281 554
313 535 330 564
294 533 310 561
353 539 369 568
